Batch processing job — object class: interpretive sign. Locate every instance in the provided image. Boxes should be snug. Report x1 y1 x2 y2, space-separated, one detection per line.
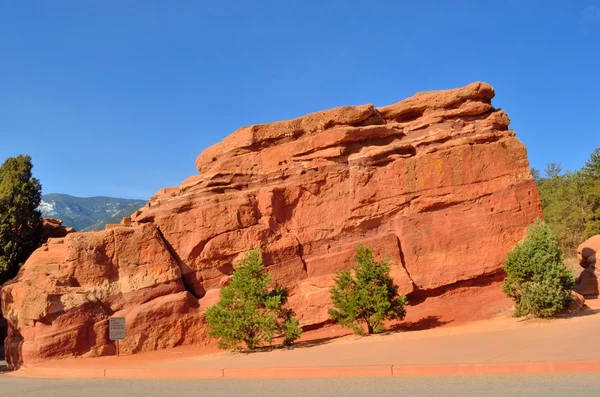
109 317 126 341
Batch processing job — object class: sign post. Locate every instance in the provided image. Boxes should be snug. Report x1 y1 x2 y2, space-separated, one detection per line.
109 317 125 356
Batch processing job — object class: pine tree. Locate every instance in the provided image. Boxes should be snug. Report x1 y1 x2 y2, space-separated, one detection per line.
582 148 600 239
530 168 542 184
538 169 588 254
0 155 42 284
328 245 408 335
502 220 575 318
535 148 600 256
205 248 302 350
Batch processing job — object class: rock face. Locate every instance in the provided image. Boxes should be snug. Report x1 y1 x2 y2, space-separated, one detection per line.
574 235 600 298
0 218 76 358
2 82 541 368
566 291 586 313
132 81 541 323
41 218 76 243
1 225 208 368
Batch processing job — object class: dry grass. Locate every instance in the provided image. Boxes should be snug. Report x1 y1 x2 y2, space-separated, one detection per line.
565 256 583 278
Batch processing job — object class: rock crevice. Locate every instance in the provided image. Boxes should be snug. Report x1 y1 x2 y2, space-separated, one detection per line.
154 226 203 299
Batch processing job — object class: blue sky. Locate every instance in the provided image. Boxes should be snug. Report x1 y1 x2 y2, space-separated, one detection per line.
1 1 599 199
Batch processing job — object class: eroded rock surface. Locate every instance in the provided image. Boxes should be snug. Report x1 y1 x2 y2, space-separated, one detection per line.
132 82 540 322
2 82 541 368
1 224 207 368
41 218 76 243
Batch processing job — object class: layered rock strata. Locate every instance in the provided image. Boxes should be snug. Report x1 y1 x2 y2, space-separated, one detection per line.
1 82 542 368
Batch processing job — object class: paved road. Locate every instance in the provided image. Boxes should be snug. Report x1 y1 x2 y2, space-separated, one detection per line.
1 374 600 397
0 347 5 371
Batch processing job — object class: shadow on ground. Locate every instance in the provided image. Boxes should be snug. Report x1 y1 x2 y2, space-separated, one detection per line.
244 335 345 355
291 335 345 350
559 307 600 319
290 316 453 348
388 315 453 332
514 301 600 323
246 316 454 354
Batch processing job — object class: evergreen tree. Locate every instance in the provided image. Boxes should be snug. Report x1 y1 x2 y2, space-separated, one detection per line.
536 147 600 254
538 169 587 254
582 148 600 239
502 220 575 318
530 168 542 184
544 162 562 178
0 155 42 284
329 245 408 335
582 147 600 178
205 248 302 350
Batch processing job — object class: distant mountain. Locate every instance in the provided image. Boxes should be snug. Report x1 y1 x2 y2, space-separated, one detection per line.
39 194 147 231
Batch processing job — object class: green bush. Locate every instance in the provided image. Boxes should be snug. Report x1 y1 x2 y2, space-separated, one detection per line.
328 245 408 334
0 155 42 284
502 220 575 318
205 248 302 350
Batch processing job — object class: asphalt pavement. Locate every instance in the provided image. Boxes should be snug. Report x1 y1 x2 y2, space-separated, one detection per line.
1 374 600 397
0 349 6 375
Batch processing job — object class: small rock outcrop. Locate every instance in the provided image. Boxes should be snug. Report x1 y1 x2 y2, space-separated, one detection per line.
566 291 586 313
574 235 600 298
41 218 76 244
2 82 542 368
0 218 75 354
1 224 208 368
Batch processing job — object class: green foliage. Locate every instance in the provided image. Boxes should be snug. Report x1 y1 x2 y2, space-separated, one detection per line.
536 147 600 255
280 311 302 347
328 245 408 335
205 248 302 350
530 168 541 184
0 155 42 284
544 162 562 178
537 169 587 254
502 220 575 318
582 147 600 178
581 148 600 240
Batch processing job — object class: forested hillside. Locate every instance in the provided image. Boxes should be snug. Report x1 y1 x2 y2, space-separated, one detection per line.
533 147 600 257
39 194 146 231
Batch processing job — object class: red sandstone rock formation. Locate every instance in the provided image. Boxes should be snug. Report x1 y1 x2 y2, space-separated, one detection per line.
574 235 600 298
0 218 75 353
566 291 586 313
1 225 207 368
1 82 542 369
41 218 76 243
